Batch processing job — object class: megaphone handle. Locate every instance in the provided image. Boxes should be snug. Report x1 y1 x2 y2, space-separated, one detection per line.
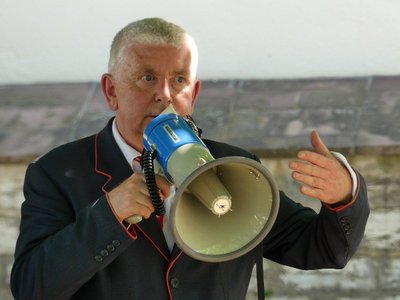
142 149 166 216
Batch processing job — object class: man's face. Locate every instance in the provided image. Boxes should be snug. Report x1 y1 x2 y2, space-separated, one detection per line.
102 40 201 151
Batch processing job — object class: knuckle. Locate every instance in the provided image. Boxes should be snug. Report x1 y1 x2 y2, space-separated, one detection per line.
309 164 317 175
326 159 337 169
144 208 153 218
310 176 318 187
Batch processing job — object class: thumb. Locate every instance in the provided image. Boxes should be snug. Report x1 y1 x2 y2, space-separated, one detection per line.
310 130 332 157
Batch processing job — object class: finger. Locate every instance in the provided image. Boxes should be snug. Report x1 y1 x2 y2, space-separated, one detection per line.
289 160 330 178
133 202 154 219
310 130 333 157
299 185 325 202
292 171 326 190
133 192 156 211
129 174 151 196
155 175 172 199
298 150 333 169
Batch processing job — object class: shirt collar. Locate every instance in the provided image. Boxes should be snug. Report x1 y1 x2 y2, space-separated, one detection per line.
111 119 141 168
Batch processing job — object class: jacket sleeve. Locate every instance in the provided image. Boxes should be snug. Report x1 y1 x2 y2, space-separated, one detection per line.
10 161 134 300
263 170 369 269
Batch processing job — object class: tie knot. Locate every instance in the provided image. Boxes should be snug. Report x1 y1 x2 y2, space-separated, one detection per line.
133 156 142 164
132 156 142 172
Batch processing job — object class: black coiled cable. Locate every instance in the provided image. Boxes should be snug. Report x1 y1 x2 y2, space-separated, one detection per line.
141 149 166 216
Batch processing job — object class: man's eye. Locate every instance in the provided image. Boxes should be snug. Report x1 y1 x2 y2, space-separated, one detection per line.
142 74 154 82
176 76 186 84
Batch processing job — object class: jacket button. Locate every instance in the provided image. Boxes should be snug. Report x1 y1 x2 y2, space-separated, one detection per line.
340 216 349 224
100 249 109 257
107 244 116 252
345 228 353 235
94 255 103 262
170 277 180 288
112 240 121 247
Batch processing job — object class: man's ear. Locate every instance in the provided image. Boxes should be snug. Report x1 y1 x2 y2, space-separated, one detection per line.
101 73 118 111
190 79 202 113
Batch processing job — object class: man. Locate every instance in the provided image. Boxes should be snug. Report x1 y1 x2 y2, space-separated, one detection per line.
11 18 369 300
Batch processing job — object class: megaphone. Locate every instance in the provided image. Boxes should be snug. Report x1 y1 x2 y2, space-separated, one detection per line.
136 106 279 262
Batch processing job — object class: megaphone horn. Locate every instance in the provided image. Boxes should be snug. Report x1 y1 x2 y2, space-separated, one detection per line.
138 105 280 262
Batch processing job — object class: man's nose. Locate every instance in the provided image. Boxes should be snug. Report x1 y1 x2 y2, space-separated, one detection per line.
155 78 173 103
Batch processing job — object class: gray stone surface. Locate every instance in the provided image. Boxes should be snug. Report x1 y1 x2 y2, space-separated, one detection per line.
193 77 400 156
1 76 400 160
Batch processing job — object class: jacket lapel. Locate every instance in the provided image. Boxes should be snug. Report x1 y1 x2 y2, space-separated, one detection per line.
95 118 170 260
95 118 132 192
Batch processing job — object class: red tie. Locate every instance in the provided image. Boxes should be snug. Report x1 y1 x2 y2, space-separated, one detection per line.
157 216 164 229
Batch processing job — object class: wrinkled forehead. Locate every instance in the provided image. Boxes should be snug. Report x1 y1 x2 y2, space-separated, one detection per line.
121 36 198 76
130 33 198 60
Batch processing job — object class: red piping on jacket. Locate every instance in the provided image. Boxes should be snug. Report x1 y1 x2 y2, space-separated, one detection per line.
94 133 112 194
166 251 183 300
94 133 139 239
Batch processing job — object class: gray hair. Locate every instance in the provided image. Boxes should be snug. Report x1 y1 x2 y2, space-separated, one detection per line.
108 17 198 75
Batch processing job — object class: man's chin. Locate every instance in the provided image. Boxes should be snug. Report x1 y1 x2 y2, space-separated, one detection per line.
142 117 155 129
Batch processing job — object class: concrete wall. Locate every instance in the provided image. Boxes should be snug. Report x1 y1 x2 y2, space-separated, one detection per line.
2 155 399 300
0 165 25 300
2 0 400 84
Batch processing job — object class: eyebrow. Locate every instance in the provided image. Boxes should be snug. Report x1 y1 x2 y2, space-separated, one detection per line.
173 69 190 76
128 64 191 79
126 66 154 80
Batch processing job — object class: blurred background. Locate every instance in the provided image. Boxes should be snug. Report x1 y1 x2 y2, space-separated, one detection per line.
1 1 399 299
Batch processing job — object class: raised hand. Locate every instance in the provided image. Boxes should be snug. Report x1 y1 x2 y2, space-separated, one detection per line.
289 130 352 205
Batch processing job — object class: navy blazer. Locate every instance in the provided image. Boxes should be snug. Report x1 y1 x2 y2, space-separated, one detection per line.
11 118 369 300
